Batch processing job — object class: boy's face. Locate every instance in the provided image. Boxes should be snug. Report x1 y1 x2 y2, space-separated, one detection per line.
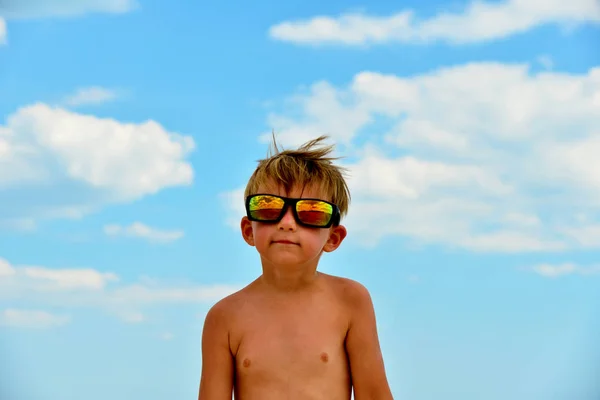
240 181 347 268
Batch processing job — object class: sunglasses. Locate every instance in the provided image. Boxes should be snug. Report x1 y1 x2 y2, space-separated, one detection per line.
245 194 341 228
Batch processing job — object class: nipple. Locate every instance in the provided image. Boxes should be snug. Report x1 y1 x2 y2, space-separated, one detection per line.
243 358 251 368
320 352 329 363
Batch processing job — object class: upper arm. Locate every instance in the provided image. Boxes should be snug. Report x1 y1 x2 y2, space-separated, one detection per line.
198 301 235 400
344 280 393 399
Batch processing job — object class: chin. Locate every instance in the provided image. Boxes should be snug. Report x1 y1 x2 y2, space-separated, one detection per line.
261 251 308 266
269 256 307 266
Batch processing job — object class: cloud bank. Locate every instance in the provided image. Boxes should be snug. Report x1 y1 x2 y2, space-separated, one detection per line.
0 104 195 226
104 222 185 243
62 87 120 107
270 0 600 46
0 257 240 326
227 62 600 253
0 0 138 19
0 18 6 44
0 0 137 45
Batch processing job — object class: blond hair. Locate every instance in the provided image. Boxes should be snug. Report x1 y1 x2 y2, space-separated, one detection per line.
244 135 351 218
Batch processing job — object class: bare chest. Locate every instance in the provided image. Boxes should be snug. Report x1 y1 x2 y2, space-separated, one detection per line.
231 302 351 398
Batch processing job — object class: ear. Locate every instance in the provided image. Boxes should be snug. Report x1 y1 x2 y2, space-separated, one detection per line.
240 216 255 246
323 224 347 252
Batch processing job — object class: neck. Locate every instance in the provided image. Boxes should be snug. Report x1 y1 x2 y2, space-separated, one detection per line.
259 259 320 293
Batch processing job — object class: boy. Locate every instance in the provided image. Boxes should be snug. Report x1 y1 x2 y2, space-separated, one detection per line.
198 136 393 399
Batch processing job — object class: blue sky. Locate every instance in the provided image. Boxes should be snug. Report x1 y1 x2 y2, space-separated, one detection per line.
1 1 599 399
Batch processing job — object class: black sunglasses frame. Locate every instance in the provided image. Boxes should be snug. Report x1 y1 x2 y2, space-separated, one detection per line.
245 194 341 228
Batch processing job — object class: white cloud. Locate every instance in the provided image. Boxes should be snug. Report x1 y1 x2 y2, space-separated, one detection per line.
559 224 600 248
0 18 6 44
0 0 138 19
0 309 70 329
63 87 120 107
269 0 600 46
260 81 371 147
104 222 184 243
347 150 513 200
459 232 566 253
531 263 600 278
538 138 600 199
226 62 600 252
22 266 119 290
0 104 194 225
160 332 174 341
0 258 16 277
0 258 119 292
0 0 137 46
108 283 239 305
0 257 241 323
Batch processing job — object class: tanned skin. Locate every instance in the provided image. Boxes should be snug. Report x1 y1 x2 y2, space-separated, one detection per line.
198 183 393 400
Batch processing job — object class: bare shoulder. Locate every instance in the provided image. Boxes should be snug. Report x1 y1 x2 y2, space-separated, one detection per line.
321 273 372 307
204 283 253 326
201 294 235 353
205 282 261 354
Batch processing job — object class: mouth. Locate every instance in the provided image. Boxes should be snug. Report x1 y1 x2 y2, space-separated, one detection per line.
272 240 298 245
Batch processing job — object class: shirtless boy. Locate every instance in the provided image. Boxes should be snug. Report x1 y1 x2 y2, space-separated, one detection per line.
198 136 393 400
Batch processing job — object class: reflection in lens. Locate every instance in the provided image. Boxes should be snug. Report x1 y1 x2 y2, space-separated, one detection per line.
297 200 332 226
249 195 285 221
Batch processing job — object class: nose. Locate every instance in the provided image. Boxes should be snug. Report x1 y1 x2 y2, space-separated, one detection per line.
277 205 297 231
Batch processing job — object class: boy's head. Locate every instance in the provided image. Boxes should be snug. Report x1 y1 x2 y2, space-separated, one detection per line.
244 135 350 218
240 135 350 267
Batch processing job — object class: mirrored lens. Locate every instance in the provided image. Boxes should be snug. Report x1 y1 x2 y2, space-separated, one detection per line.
296 200 333 226
248 195 285 221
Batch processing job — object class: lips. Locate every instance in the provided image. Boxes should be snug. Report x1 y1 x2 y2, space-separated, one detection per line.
272 239 298 245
